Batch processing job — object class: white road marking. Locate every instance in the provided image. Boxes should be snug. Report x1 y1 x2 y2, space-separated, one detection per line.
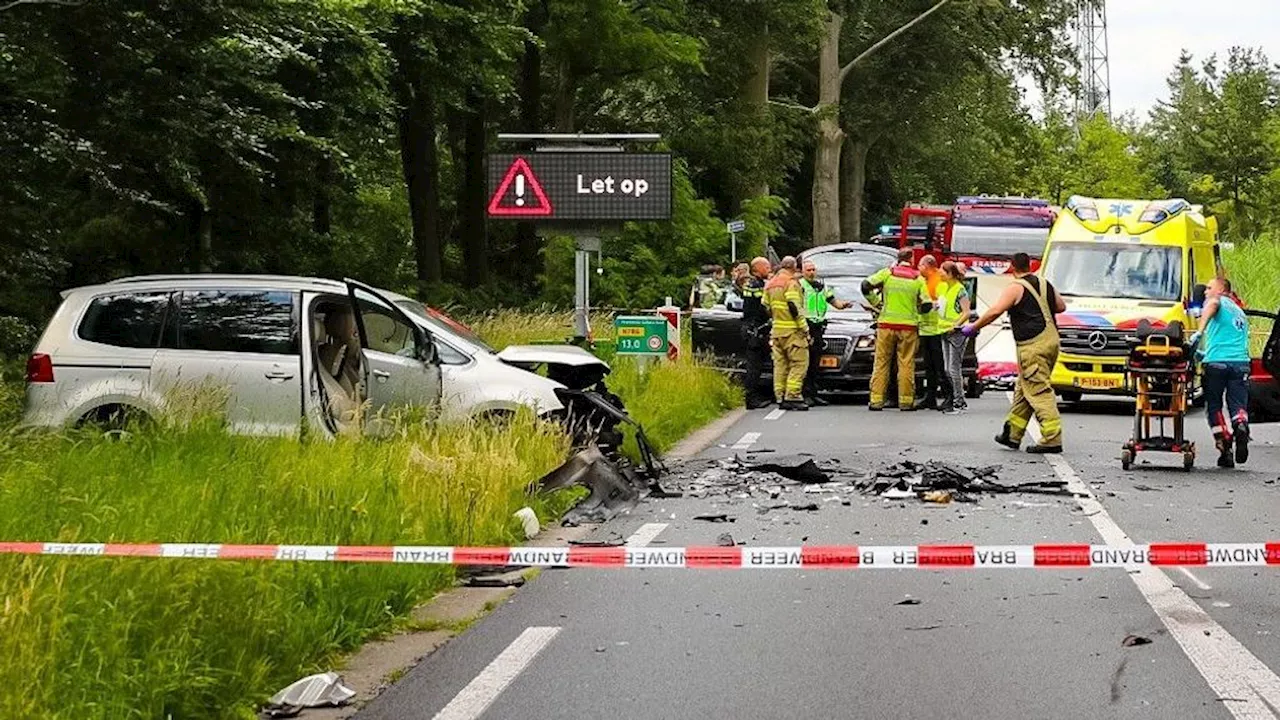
764 408 786 421
731 432 761 450
1046 454 1280 719
1178 567 1214 592
624 523 668 548
432 626 561 720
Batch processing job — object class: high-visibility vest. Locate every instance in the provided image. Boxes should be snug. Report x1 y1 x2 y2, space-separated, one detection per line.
801 278 836 323
866 264 925 330
765 273 806 335
939 280 967 331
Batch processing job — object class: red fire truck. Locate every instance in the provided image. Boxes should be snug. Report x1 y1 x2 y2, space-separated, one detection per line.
896 196 1057 274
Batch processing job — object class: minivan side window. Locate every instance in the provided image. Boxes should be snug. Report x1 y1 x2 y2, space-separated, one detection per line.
79 292 172 348
179 290 298 355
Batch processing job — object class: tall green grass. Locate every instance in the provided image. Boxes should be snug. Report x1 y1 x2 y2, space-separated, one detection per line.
0 415 570 719
1224 237 1280 311
1223 238 1280 353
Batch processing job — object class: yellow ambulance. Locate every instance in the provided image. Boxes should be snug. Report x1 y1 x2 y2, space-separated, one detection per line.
1038 196 1223 401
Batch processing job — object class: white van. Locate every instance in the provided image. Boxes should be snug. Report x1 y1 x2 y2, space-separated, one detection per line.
21 275 576 435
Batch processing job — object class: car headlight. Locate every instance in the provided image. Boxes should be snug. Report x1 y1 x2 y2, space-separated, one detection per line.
855 335 875 350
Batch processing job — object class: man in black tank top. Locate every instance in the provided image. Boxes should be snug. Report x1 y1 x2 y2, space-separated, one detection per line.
961 253 1067 453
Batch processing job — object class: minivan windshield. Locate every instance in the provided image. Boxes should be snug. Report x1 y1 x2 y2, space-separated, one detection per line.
1042 243 1183 302
396 300 497 354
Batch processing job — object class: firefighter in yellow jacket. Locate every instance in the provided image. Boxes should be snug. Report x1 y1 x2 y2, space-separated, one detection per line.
765 256 810 411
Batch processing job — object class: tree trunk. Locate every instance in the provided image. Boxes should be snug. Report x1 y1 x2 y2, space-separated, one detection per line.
554 56 575 132
742 26 770 201
840 139 869 244
811 11 844 246
395 67 443 292
189 198 213 272
460 90 489 284
515 12 544 287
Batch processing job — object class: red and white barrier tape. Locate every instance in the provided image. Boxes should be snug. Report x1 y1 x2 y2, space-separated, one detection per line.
4 542 1280 569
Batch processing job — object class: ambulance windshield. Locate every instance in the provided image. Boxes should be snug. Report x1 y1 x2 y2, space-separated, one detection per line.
1042 243 1183 302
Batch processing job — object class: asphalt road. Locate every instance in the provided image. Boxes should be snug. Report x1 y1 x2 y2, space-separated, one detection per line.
357 394 1280 720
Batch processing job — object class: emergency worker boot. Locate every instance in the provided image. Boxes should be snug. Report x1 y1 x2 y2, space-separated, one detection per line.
1234 422 1250 464
994 423 1020 451
1216 436 1235 469
780 400 809 412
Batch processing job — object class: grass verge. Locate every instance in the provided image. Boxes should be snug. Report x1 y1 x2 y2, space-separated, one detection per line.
0 414 571 719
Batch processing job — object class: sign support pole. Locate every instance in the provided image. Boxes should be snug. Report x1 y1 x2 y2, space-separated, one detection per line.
731 232 737 263
573 235 601 342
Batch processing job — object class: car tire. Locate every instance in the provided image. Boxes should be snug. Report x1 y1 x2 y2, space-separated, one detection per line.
79 404 151 433
1059 391 1082 403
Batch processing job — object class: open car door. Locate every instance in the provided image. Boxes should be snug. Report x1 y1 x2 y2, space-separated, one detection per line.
1246 307 1280 424
344 279 443 429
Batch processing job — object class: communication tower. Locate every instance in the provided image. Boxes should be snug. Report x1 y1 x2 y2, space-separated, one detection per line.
1074 0 1112 125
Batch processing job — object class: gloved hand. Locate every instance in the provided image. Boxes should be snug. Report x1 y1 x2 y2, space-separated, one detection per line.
960 323 978 337
1188 331 1201 347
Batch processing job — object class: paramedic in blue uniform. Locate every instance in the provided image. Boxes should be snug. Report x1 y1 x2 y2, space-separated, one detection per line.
1192 277 1252 469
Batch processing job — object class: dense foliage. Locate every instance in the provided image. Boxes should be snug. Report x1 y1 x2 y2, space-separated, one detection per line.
3 0 1277 349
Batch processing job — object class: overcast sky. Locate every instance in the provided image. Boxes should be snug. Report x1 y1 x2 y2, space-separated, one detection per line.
1021 0 1279 120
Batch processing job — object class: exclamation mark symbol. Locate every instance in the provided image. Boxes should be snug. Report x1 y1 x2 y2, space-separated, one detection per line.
515 174 525 206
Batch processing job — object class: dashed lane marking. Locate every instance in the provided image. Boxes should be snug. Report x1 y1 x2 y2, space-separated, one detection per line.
763 409 786 421
624 523 668 548
432 626 561 720
731 432 761 450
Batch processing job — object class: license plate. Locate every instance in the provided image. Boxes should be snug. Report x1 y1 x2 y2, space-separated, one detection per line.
820 355 840 368
1078 376 1121 389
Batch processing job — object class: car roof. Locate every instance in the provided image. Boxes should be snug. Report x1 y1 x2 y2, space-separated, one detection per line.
801 242 896 258
62 274 353 298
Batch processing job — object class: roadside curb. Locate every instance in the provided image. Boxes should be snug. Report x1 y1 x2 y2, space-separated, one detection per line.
665 406 747 460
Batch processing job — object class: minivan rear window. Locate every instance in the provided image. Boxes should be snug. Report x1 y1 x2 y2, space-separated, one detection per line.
179 290 298 355
79 292 172 348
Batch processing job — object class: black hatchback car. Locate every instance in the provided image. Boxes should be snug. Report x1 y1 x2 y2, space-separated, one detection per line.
691 243 983 399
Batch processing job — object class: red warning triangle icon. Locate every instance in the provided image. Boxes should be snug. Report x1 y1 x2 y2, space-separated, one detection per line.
487 156 553 217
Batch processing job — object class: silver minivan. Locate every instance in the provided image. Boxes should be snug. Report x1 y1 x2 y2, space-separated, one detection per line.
22 275 445 436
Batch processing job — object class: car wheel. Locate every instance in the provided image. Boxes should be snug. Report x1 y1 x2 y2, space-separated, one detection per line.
80 404 151 433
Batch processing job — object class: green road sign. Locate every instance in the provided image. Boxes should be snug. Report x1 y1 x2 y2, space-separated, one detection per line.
614 315 669 356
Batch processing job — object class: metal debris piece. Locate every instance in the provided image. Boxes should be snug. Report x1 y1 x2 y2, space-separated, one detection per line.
716 533 736 547
745 457 833 484
263 672 355 718
1121 634 1153 647
694 514 734 523
895 598 921 606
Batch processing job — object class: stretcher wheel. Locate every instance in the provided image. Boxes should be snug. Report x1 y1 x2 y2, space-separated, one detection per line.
1183 450 1195 471
1121 449 1133 471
